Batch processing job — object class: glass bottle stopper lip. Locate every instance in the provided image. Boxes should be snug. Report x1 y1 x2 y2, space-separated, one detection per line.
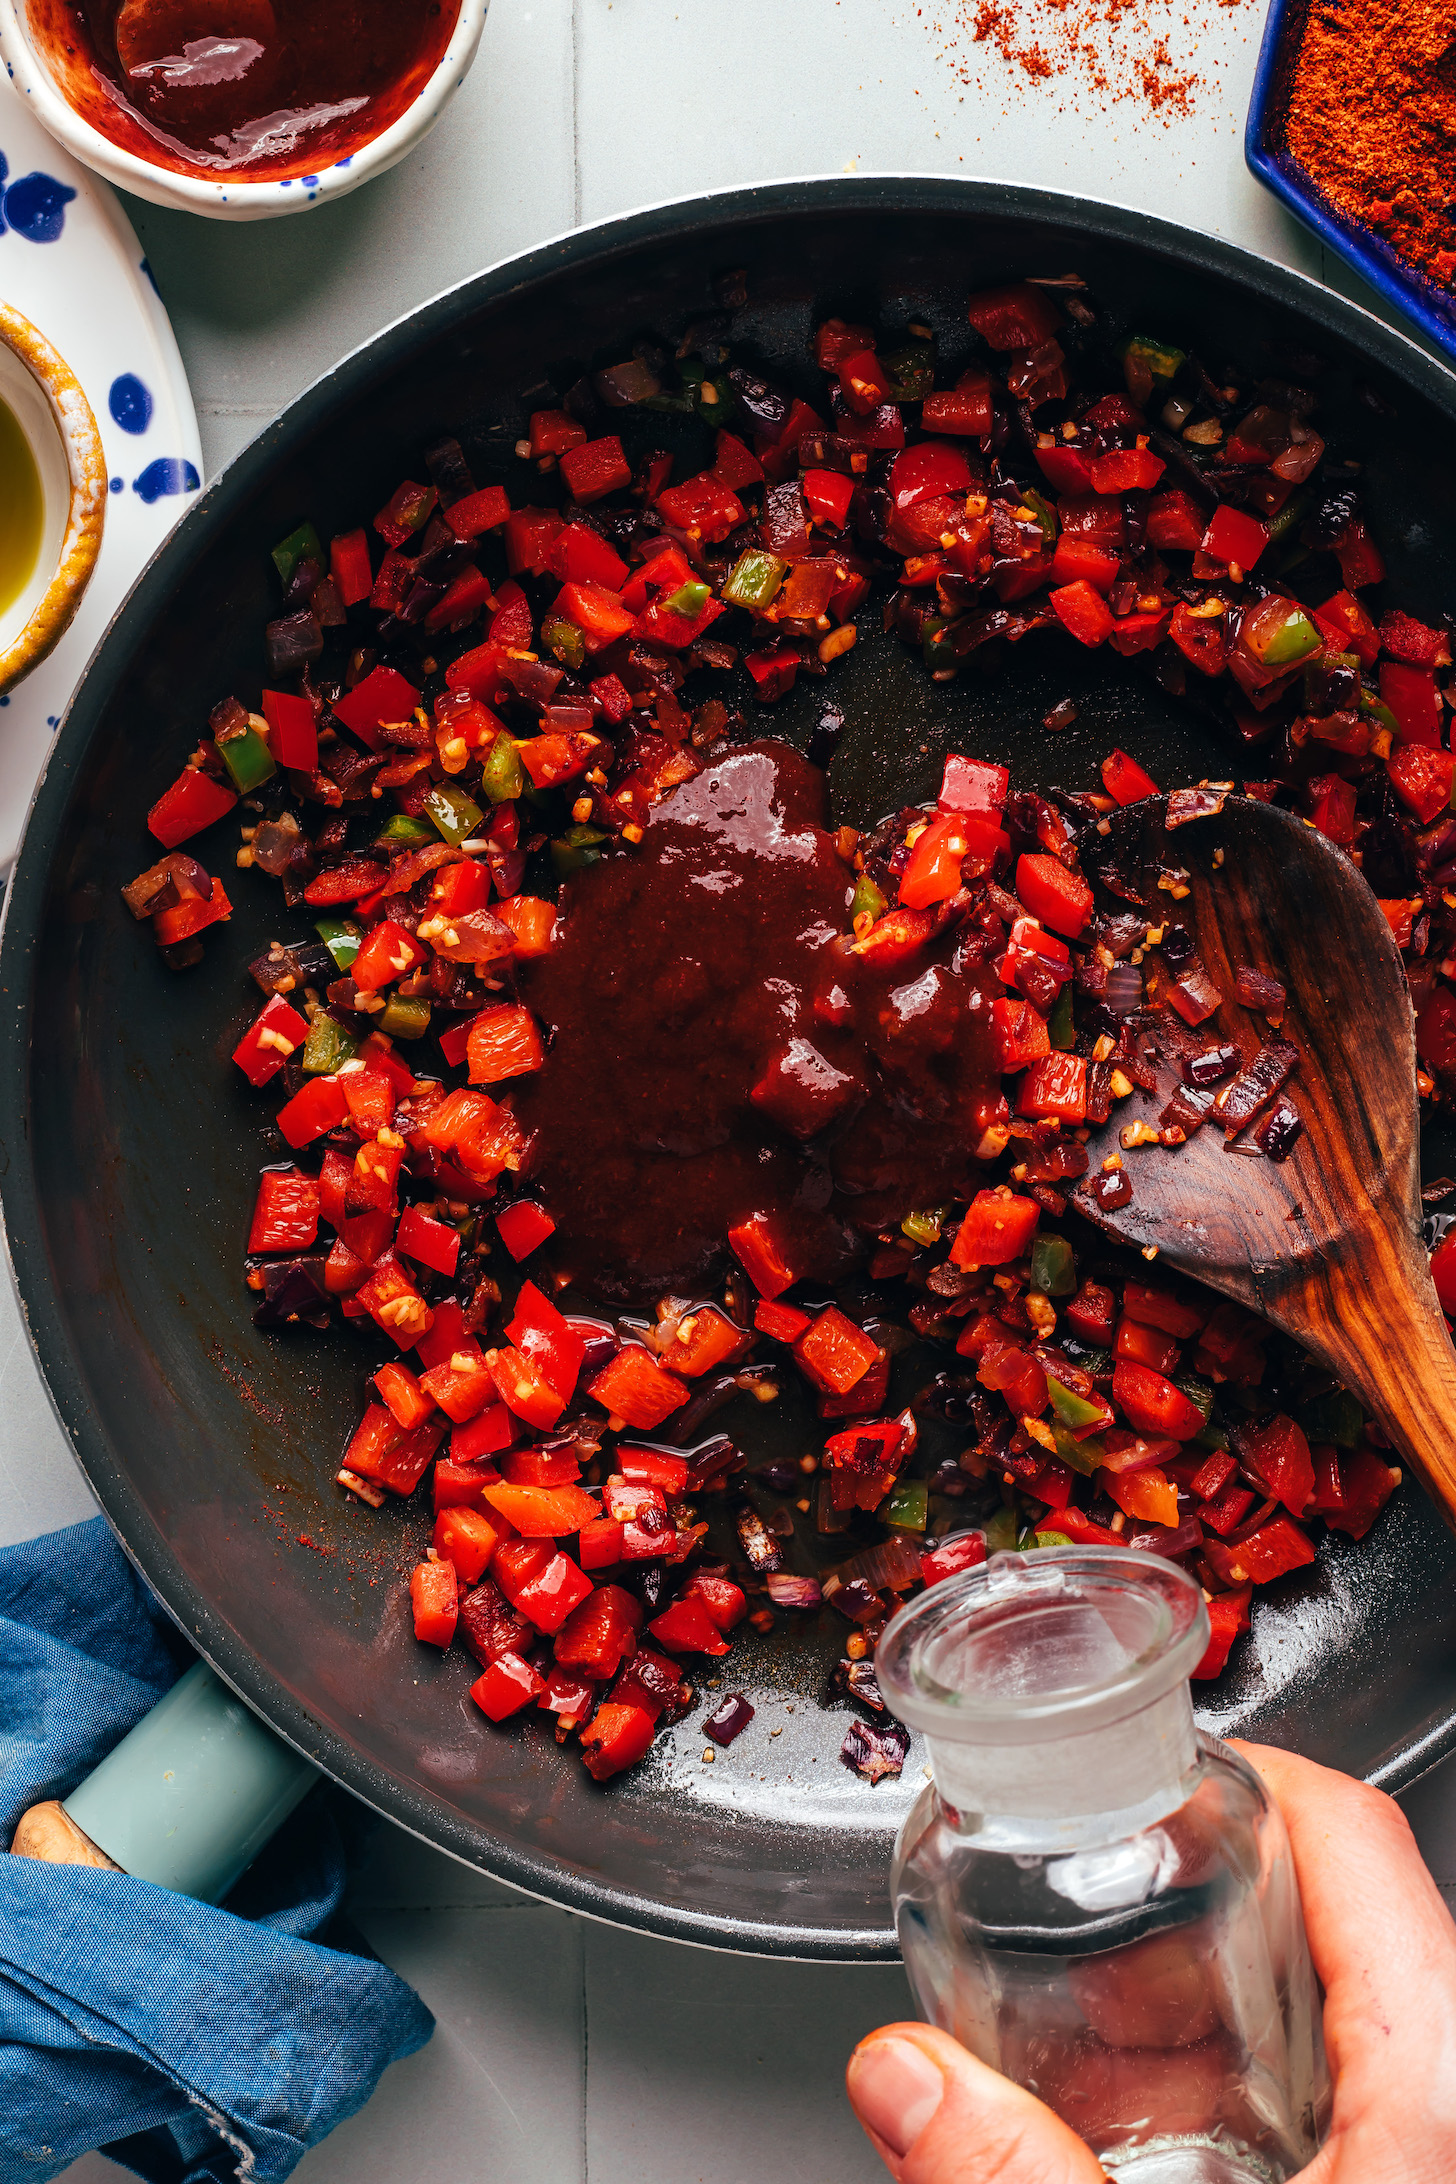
876 1545 1210 1746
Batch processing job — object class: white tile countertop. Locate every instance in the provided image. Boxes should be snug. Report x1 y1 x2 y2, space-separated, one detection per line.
5 0 1453 2171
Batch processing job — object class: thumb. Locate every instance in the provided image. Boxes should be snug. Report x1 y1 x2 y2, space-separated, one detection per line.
846 2023 1104 2184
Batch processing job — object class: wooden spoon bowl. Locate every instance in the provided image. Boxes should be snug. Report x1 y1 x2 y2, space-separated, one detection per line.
1072 793 1456 1528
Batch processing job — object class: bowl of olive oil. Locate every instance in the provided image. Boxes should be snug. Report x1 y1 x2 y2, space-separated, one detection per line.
0 302 105 697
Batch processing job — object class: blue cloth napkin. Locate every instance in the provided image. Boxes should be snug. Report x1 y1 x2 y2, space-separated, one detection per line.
0 1516 434 2184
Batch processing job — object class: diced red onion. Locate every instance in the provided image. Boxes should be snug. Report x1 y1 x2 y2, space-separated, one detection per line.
1104 961 1143 1017
703 1692 754 1746
265 610 323 676
1124 1516 1203 1559
1166 957 1223 1027
766 1574 822 1608
1234 965 1286 1022
1165 785 1227 828
736 1506 784 1573
840 1718 909 1783
834 1658 887 1712
843 1534 922 1594
251 814 303 878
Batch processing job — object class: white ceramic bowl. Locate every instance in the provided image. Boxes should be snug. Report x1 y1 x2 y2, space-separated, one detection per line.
0 0 488 220
0 302 105 696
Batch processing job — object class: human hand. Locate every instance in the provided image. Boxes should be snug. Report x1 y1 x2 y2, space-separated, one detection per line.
846 1742 1456 2183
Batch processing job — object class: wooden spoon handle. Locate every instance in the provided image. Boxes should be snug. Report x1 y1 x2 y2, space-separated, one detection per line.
1304 1250 1456 1533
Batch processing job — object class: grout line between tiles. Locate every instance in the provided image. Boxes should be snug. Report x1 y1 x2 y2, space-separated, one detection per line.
570 0 583 228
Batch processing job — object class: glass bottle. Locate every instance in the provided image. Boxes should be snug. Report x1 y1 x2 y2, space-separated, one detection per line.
878 1548 1330 2183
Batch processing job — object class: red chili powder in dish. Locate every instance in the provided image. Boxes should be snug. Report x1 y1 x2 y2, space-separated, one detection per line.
919 0 1250 121
28 0 460 182
1284 0 1456 287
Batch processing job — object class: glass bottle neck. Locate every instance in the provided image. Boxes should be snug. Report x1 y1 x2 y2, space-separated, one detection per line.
925 1679 1200 1852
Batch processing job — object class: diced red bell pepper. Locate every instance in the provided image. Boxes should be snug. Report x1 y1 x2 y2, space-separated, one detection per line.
1114 1316 1180 1376
247 1167 319 1253
412 1086 523 1186
1016 853 1093 938
329 527 373 605
1324 1443 1401 1539
504 507 565 577
966 283 1061 350
990 996 1051 1072
1065 1281 1116 1345
1050 537 1121 594
938 754 1008 816
331 666 422 751
977 1341 1048 1420
1102 1464 1179 1528
420 1350 498 1424
1033 443 1096 495
633 592 728 651
500 1447 581 1489
553 1584 642 1679
898 812 973 908
580 1700 656 1780
1191 1585 1252 1679
1380 608 1451 668
488 1345 567 1431
815 317 875 370
889 442 975 513
1231 1412 1314 1517
423 564 494 634
514 1548 593 1633
445 484 511 541
1380 660 1441 746
728 1214 800 1300
921 368 994 436
547 522 628 591
410 1560 459 1648
555 578 636 652
233 994 310 1087
656 472 746 544
1312 588 1379 667
505 1279 585 1402
433 1456 499 1516
1109 609 1172 657
661 1307 747 1378
951 1188 1039 1269
589 671 633 725
1204 1516 1316 1587
261 689 318 772
578 1516 626 1570
394 1205 461 1279
1122 1283 1206 1338
1017 1053 1088 1124
528 408 587 460
1050 579 1115 648
374 479 436 545
471 1651 545 1722
1088 448 1165 493
496 1201 556 1261
803 467 854 528
467 1004 544 1086
433 1505 503 1584
152 880 230 949
375 1360 435 1430
1431 1229 1456 1314
920 1531 988 1587
344 1406 445 1495
452 1404 516 1462
1101 749 1159 805
1145 490 1205 553
1200 505 1269 570
649 1596 730 1657
559 435 631 504
1112 1359 1205 1441
1389 743 1456 825
275 1075 349 1149
837 347 893 417
351 919 428 994
672 1576 743 1635
482 1480 598 1542
148 768 237 848
793 1306 880 1396
754 1298 812 1342
709 429 763 491
587 1345 690 1430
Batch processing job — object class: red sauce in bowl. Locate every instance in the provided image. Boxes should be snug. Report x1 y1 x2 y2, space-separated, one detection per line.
28 0 461 181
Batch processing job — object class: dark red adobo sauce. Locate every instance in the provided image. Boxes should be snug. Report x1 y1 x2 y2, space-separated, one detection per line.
34 0 459 180
514 744 1000 1304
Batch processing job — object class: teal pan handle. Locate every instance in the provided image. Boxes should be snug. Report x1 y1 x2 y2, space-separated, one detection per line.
59 1661 320 1903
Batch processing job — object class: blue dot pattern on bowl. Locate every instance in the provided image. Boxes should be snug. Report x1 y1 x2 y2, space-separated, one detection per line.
109 374 153 435
133 458 200 504
0 159 77 244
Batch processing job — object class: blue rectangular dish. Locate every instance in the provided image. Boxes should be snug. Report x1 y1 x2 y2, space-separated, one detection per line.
1245 0 1456 366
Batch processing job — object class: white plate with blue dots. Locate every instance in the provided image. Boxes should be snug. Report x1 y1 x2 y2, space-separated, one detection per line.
0 66 200 871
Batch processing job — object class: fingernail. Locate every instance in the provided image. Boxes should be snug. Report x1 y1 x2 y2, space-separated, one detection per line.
848 2034 946 2158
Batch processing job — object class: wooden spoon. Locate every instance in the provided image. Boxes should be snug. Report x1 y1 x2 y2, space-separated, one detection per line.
1068 791 1456 1530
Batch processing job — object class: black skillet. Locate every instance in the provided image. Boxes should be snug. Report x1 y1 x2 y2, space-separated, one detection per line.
5 179 1456 1960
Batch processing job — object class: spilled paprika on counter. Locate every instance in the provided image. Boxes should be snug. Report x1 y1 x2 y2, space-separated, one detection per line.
30 0 460 181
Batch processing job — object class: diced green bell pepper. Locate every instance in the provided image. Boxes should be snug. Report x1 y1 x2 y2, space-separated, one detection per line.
883 1480 929 1533
217 725 276 794
480 735 525 804
377 995 432 1041
424 783 484 847
1296 1388 1363 1449
1266 489 1313 547
1045 1374 1106 1433
1031 1528 1073 1549
552 825 609 877
1118 333 1187 383
1358 688 1401 737
1051 1421 1105 1476
1022 488 1059 546
723 551 787 611
314 916 361 972
983 1505 1020 1555
663 580 712 618
693 374 737 427
375 814 436 849
901 1206 946 1248
1030 1233 1076 1298
1304 648 1359 708
1194 1421 1230 1453
850 873 888 927
1254 605 1322 668
1174 1374 1215 1425
541 613 586 671
302 1014 359 1074
1047 984 1075 1051
923 616 958 675
271 521 323 588
880 344 937 402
